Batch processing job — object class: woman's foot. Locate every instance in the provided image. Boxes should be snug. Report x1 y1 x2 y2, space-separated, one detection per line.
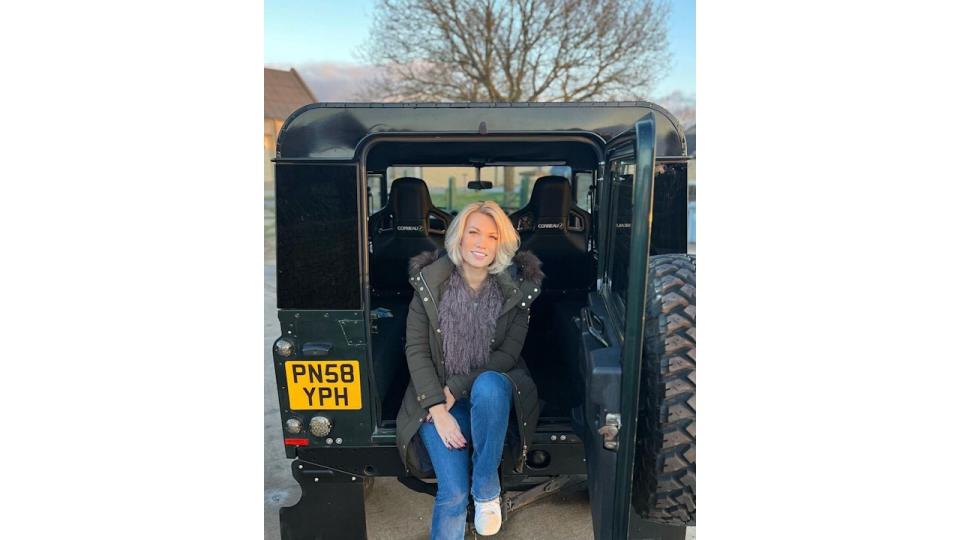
473 497 502 536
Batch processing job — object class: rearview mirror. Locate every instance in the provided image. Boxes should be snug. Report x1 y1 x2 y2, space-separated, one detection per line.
467 180 493 190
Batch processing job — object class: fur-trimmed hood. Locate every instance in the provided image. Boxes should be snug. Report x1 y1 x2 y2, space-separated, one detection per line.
408 248 545 286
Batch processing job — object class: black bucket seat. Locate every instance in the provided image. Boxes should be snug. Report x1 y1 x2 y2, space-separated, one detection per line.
509 175 591 292
368 177 452 295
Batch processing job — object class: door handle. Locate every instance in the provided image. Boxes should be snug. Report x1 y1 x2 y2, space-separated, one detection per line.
581 307 610 348
302 341 333 356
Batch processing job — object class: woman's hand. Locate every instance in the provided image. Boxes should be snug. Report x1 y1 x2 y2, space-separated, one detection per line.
428 404 467 449
426 386 458 422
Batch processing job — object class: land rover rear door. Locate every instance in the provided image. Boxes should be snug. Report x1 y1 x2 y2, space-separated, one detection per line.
576 113 685 539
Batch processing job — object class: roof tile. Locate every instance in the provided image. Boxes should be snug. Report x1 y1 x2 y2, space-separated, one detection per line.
265 68 316 120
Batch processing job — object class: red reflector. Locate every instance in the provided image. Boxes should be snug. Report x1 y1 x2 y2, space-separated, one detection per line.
284 438 309 446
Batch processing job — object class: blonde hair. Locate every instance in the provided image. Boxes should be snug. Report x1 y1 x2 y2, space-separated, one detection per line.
445 201 520 275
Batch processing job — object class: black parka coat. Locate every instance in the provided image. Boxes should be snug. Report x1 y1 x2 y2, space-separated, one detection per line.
396 248 545 477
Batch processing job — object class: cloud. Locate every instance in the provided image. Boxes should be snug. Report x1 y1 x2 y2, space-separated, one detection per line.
655 90 696 128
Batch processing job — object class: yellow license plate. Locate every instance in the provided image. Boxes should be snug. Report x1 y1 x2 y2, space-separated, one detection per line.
285 360 362 410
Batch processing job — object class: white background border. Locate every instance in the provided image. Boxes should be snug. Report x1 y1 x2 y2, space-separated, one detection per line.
3 1 959 538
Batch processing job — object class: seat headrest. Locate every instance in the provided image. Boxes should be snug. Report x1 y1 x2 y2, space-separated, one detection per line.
388 177 433 224
527 176 572 220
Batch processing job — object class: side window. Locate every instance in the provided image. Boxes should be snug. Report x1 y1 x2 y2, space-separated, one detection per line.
368 174 384 213
574 172 593 212
608 160 636 311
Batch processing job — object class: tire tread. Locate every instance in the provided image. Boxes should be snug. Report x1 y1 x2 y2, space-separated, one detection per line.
633 254 696 525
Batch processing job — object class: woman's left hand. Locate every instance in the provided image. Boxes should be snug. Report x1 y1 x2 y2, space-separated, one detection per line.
427 386 458 423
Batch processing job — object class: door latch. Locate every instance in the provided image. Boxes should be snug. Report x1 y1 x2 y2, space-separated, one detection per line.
598 413 621 450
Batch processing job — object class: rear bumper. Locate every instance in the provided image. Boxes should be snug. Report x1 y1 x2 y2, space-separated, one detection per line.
290 434 587 480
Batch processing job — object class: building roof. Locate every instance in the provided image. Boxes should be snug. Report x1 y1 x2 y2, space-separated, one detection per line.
265 68 316 120
685 124 695 157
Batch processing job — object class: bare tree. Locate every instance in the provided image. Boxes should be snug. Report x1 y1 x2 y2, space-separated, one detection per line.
358 0 671 102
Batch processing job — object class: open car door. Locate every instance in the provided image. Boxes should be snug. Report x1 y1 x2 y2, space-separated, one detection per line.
575 112 687 539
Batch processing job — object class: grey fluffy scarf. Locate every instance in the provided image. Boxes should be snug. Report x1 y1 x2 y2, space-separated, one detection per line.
438 269 504 376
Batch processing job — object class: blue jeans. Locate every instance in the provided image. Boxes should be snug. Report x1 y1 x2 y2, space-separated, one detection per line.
419 371 513 540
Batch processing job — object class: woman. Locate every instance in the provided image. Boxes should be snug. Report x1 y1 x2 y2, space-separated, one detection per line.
395 200 544 539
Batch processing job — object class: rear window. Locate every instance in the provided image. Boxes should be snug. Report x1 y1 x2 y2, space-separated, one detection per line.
385 165 571 214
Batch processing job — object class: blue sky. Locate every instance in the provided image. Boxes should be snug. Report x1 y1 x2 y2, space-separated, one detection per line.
265 0 695 98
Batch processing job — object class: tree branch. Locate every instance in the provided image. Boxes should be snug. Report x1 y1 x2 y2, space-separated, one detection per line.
359 0 672 102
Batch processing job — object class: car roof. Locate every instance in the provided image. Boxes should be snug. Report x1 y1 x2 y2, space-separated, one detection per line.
275 102 688 160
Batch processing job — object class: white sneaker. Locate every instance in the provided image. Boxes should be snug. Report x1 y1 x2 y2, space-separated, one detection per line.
474 497 502 536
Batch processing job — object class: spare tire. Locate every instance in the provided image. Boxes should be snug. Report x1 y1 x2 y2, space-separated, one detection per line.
633 254 696 525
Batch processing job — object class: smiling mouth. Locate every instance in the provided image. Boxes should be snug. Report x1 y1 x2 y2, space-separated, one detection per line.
471 250 487 258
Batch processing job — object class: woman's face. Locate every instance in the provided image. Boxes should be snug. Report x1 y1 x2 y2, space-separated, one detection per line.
459 211 500 271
